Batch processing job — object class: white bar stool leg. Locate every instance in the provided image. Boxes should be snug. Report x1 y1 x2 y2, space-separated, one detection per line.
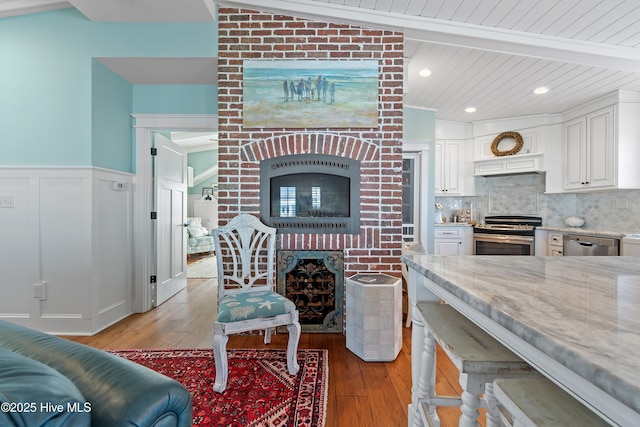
484 381 501 427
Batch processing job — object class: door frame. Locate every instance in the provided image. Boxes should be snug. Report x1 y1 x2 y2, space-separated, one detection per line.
403 141 433 250
132 114 217 313
402 151 422 242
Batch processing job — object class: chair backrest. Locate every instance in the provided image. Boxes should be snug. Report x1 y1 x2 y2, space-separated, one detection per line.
211 214 276 301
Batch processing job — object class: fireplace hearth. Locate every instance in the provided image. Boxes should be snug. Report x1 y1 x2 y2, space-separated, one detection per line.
260 154 360 234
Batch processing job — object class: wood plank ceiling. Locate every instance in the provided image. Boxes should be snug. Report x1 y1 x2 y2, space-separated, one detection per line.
395 0 640 122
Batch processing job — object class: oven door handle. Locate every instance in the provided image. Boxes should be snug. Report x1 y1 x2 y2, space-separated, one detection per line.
473 233 534 244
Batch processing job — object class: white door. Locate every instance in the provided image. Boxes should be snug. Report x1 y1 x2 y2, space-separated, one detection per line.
154 133 188 306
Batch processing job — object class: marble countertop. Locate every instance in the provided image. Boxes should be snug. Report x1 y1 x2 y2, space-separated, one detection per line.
401 254 640 417
434 222 473 227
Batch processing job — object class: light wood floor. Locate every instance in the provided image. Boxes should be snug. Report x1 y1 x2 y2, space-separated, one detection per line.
66 262 484 427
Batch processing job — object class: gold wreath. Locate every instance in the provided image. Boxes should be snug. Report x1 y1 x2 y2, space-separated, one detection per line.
491 131 524 157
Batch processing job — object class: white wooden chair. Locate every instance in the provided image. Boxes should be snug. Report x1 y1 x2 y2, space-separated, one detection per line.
210 214 301 393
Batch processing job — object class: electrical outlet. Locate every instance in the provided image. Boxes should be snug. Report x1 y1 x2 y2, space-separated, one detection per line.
613 197 628 209
33 282 46 300
0 194 15 208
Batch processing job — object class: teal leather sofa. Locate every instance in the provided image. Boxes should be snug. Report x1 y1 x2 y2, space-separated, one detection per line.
0 320 192 427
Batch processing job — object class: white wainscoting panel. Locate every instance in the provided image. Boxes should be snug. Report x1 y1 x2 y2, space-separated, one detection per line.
0 167 134 335
93 171 134 332
39 177 89 324
0 177 32 319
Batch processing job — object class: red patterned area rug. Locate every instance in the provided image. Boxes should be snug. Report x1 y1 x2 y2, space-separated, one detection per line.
110 348 327 427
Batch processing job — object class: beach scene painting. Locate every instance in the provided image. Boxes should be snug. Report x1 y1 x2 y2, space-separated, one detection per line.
243 60 379 128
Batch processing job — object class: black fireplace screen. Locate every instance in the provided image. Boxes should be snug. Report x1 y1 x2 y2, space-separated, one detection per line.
260 154 360 234
270 173 350 218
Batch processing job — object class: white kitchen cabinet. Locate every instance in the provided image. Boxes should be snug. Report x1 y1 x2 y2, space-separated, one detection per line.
434 141 461 195
622 237 640 257
562 96 640 192
433 226 472 255
564 106 615 191
193 197 218 230
547 232 564 256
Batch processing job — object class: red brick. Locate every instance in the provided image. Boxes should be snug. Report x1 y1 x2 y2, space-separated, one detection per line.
218 7 404 276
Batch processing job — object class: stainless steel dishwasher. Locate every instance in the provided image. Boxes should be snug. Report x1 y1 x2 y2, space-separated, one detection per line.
563 234 620 256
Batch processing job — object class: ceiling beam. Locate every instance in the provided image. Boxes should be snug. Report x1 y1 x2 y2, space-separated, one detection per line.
215 0 640 73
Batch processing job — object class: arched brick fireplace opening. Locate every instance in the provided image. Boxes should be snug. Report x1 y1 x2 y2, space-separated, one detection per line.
243 133 378 236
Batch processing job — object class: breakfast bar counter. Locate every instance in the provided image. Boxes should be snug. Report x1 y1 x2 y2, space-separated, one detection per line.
401 255 640 427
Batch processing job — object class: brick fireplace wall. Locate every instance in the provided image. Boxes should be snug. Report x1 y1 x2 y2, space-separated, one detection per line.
217 7 404 278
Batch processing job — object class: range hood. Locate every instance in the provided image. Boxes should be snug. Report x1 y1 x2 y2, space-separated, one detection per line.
473 153 544 177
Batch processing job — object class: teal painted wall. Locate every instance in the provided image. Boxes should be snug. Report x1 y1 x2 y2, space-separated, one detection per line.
92 59 134 172
404 106 436 251
404 107 435 141
134 85 217 114
0 8 217 171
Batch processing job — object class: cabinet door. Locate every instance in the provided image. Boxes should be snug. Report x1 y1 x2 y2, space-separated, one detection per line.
460 226 472 255
443 142 461 194
434 141 461 195
564 106 615 191
550 248 563 256
434 240 462 256
586 106 615 189
564 117 586 190
434 142 444 194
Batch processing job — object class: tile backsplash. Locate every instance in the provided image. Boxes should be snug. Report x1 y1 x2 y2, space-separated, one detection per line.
435 173 640 232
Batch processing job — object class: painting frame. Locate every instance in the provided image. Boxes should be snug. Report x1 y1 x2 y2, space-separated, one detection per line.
242 60 379 129
202 187 214 197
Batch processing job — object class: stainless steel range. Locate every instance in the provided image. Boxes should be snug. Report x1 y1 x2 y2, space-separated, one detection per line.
473 215 542 256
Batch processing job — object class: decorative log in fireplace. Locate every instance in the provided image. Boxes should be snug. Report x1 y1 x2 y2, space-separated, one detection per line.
260 154 360 234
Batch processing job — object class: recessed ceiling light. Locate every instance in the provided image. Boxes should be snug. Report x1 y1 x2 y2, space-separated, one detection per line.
533 86 549 95
465 107 476 113
418 68 432 77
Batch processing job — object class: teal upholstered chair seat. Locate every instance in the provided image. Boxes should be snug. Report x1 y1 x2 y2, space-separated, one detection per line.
218 290 297 323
